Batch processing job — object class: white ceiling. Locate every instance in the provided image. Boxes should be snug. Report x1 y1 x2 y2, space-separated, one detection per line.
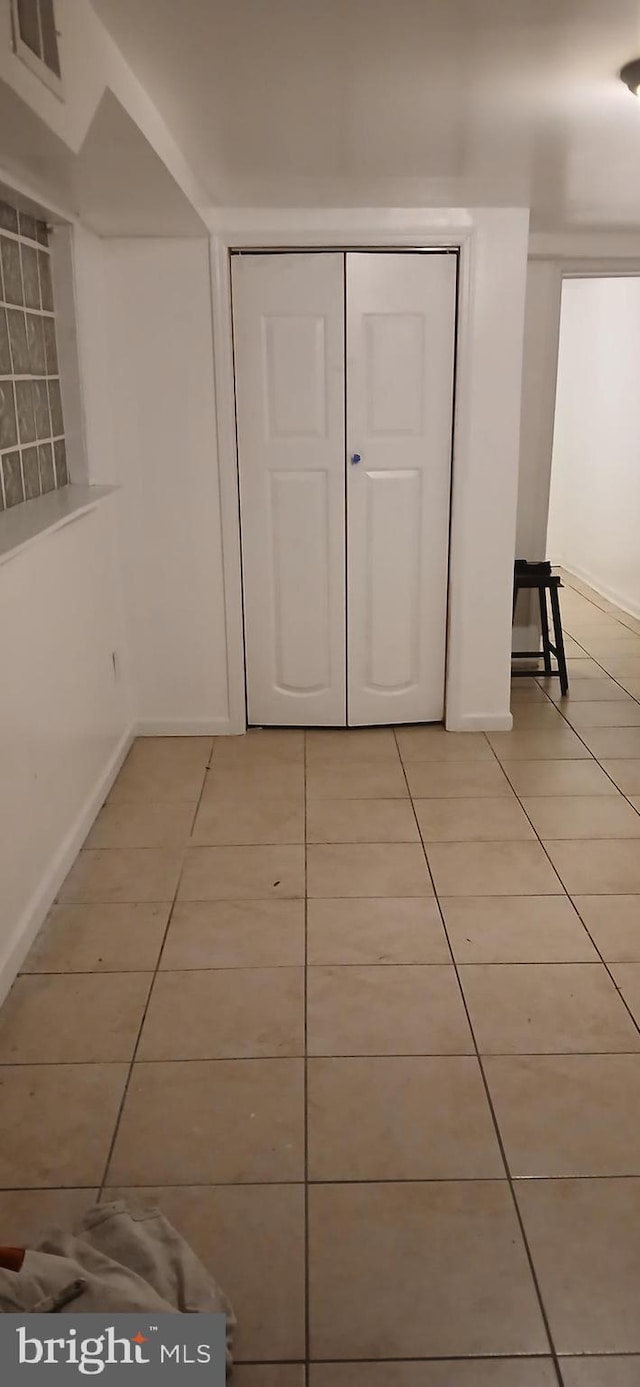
93 0 640 229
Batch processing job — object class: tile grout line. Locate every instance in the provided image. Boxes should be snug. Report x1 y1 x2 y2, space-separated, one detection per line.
7 1049 640 1067
25 960 640 976
7 694 640 1362
545 569 640 704
10 1173 640 1192
530 650 640 817
233 1352 639 1372
508 635 640 1043
504 668 640 842
303 729 311 1375
503 706 640 1048
560 566 640 634
9 1173 640 1194
393 727 565 1385
509 601 640 1251
185 737 218 839
95 751 214 1200
518 567 640 703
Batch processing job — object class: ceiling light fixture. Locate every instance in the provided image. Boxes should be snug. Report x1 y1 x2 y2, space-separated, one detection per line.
620 57 640 96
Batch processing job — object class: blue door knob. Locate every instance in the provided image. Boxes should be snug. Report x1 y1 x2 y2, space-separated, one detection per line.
351 453 361 464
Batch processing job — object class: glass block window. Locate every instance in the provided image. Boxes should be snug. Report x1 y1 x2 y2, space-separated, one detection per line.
0 197 68 512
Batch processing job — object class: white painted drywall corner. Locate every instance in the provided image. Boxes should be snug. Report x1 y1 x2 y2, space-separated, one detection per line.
0 495 133 1004
513 258 563 652
444 208 530 731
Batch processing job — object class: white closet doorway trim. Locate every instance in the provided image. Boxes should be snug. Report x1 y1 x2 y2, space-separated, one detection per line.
209 207 530 738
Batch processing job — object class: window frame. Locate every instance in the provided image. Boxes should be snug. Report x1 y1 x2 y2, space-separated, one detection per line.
10 0 63 101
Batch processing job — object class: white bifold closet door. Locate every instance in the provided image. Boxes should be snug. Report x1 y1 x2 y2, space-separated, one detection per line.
232 250 456 727
346 252 456 724
232 252 346 726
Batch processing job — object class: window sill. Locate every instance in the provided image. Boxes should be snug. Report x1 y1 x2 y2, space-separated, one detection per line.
0 485 118 569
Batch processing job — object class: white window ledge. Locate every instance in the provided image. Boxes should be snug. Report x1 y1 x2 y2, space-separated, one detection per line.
0 485 118 568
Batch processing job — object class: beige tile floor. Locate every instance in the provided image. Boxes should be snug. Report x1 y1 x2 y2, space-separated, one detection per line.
3 572 640 1383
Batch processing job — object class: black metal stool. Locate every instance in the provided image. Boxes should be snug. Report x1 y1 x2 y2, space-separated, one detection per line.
512 560 569 696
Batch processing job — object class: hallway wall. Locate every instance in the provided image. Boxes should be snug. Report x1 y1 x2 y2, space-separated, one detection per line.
0 230 233 1003
547 276 640 618
76 234 232 732
0 495 131 1002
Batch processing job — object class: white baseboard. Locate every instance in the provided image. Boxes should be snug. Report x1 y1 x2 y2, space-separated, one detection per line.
135 717 245 736
0 725 135 1007
558 560 640 622
446 712 513 732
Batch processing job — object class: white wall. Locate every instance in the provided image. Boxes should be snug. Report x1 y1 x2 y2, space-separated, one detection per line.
445 210 530 729
0 497 132 1002
0 229 233 1005
98 237 231 732
548 276 640 618
513 258 563 649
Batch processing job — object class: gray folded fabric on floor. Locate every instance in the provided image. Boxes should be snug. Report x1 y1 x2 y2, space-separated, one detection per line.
0 1200 234 1367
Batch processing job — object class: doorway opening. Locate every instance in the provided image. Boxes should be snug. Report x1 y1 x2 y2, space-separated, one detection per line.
547 274 640 621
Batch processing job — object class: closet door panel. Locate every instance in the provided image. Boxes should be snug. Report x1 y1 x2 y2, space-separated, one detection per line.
232 253 346 725
269 468 332 693
365 467 422 690
347 252 456 725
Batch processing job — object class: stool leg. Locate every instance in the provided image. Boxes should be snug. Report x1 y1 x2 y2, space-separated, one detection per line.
512 578 520 622
539 585 552 676
550 584 569 695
